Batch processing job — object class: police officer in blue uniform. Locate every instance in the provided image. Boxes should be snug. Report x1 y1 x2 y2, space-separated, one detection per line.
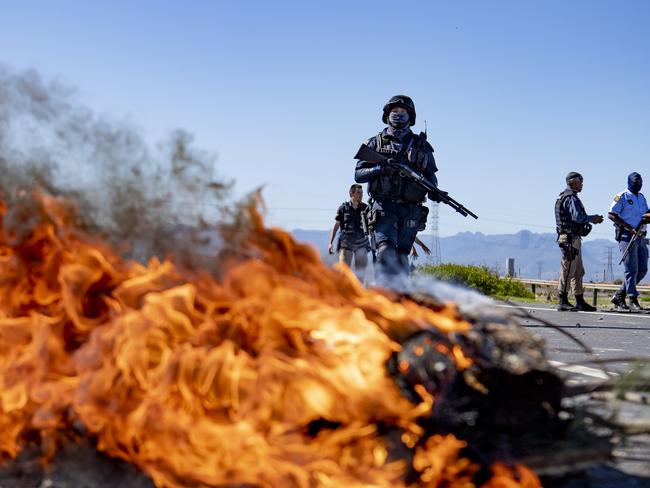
354 95 438 277
608 172 650 311
555 172 604 311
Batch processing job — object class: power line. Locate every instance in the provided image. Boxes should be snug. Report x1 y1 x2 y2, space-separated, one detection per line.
264 206 616 240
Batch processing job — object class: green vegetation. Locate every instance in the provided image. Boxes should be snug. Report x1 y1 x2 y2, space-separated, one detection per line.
417 263 534 299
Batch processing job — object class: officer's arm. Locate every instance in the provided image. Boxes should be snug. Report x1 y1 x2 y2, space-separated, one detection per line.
609 212 634 232
354 139 382 183
565 196 591 224
423 151 439 199
608 196 633 230
425 163 438 187
328 221 340 245
328 221 340 254
355 159 381 183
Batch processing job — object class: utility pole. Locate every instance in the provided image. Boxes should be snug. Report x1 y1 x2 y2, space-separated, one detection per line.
536 260 543 279
430 202 441 265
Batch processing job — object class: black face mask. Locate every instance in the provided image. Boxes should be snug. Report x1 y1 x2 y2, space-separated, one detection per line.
628 172 643 195
388 112 409 129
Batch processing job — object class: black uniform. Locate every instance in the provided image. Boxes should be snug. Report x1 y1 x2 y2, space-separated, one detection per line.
354 127 437 275
335 201 369 252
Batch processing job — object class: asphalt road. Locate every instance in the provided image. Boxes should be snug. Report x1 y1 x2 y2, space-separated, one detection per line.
499 302 650 373
498 301 650 487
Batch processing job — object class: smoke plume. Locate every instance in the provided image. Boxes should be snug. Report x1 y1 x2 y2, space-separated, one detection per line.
0 66 234 264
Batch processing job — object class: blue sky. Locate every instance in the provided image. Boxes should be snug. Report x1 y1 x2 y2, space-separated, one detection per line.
1 0 649 238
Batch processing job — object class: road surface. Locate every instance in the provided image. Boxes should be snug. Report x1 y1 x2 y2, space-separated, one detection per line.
500 301 650 487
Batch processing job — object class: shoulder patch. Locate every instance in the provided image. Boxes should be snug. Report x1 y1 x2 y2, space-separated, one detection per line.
614 195 621 202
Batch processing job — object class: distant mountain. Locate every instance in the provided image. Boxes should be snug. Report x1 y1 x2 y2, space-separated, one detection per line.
291 228 628 282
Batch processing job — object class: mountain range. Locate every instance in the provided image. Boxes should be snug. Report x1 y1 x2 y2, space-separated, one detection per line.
291 229 627 282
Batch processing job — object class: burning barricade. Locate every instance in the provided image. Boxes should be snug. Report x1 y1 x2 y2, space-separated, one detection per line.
0 190 627 488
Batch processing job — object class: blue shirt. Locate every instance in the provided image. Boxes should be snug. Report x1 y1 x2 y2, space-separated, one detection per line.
610 189 649 229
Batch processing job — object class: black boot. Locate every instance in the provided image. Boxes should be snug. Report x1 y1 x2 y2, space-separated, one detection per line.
557 293 575 311
611 291 629 311
629 296 643 312
572 294 597 312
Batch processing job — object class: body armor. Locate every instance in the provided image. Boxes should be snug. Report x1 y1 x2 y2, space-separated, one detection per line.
338 202 369 251
368 132 433 204
555 189 592 237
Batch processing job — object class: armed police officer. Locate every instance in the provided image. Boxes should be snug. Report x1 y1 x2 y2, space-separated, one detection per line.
555 172 604 311
354 95 438 276
328 184 371 279
608 172 650 311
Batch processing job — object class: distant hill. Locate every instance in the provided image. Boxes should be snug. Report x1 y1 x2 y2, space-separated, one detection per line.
291 228 628 282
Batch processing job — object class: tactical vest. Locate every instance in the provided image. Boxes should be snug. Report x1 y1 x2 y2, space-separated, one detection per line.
338 202 369 251
368 132 432 203
341 201 367 234
555 189 587 236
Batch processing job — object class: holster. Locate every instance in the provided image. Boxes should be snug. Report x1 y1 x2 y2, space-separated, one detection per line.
417 205 429 231
558 235 578 261
614 225 624 242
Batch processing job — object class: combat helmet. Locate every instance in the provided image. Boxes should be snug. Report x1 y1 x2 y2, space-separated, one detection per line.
382 95 416 126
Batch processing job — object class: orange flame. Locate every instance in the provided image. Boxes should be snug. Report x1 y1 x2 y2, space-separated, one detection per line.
0 194 541 487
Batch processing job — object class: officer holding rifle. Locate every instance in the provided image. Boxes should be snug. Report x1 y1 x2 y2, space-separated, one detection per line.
354 95 476 277
609 172 650 311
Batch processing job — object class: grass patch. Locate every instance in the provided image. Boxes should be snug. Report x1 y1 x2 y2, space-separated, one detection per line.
417 263 534 299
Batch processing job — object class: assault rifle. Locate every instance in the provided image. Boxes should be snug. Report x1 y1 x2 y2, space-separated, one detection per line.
354 144 478 219
619 223 646 265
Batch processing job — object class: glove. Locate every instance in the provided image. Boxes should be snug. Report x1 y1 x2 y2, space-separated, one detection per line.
380 158 398 177
428 190 447 203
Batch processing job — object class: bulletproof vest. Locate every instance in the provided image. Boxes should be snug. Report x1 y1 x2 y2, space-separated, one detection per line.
555 189 586 235
368 132 432 203
341 202 366 234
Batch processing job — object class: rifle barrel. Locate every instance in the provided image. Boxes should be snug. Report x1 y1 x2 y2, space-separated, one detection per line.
355 144 478 219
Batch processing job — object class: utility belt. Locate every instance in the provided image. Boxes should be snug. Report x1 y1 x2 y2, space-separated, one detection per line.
615 225 647 242
365 200 428 232
373 196 424 205
557 223 592 238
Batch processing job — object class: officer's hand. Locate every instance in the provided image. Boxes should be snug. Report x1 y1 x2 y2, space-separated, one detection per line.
593 215 604 224
428 190 447 203
643 213 650 223
328 243 334 254
380 161 397 176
